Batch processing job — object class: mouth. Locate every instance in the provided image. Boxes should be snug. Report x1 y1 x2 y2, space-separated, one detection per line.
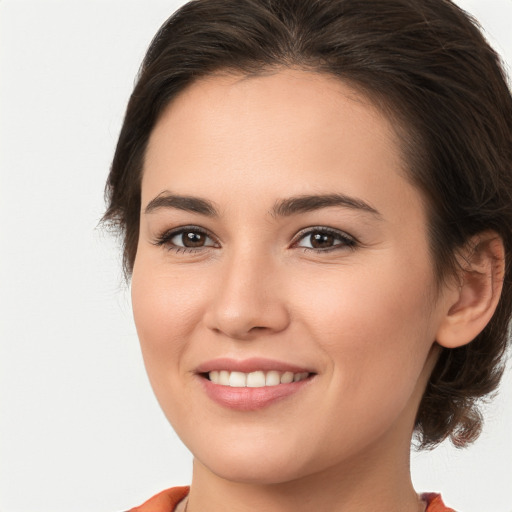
196 358 316 410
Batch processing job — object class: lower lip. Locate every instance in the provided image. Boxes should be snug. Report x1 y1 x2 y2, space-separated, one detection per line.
200 376 313 411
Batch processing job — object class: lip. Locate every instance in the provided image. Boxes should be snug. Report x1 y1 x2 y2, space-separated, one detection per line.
195 357 313 374
196 358 315 411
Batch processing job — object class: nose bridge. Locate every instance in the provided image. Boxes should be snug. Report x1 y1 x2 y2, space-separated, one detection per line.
205 243 289 339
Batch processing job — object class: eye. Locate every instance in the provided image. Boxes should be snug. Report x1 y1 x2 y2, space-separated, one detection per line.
153 226 218 253
171 230 214 248
294 227 356 252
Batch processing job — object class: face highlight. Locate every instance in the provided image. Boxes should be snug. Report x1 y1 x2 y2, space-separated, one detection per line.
131 69 450 485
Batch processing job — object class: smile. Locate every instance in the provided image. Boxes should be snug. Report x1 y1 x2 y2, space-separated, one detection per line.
197 359 315 410
207 370 311 387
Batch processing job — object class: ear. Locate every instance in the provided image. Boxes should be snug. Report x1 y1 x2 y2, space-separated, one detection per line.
436 231 505 349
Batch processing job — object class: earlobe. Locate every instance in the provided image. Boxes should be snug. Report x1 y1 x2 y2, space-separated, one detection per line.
436 232 505 349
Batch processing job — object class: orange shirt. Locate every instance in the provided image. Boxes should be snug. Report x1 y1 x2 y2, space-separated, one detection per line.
129 486 456 511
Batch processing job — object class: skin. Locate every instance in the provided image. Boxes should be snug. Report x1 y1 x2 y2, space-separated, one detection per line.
131 69 472 512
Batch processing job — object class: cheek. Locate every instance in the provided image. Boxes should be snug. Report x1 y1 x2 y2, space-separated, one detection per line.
130 258 213 432
294 258 436 399
294 256 434 338
131 257 205 371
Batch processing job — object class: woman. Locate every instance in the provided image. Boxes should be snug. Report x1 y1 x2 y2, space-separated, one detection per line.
103 0 512 510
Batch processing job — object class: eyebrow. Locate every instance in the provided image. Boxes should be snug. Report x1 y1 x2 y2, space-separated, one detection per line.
144 191 381 219
271 193 381 218
144 192 218 216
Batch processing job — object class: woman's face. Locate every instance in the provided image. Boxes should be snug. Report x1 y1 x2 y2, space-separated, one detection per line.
132 69 451 484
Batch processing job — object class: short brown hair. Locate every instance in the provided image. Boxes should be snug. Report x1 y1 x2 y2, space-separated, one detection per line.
103 0 512 448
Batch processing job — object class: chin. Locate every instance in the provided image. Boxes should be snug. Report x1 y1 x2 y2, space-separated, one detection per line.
184 428 317 485
198 450 312 485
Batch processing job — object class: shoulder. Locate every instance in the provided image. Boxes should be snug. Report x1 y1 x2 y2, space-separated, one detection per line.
422 493 457 512
127 486 190 512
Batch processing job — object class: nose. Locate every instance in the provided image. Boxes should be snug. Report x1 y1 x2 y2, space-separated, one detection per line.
203 249 290 340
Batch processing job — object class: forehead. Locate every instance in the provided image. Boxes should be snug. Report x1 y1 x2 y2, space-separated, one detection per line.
145 69 401 167
142 68 421 220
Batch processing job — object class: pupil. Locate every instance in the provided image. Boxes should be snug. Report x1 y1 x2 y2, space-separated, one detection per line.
311 232 334 248
183 232 205 247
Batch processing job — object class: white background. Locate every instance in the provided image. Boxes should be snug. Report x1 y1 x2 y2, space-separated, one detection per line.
1 1 511 511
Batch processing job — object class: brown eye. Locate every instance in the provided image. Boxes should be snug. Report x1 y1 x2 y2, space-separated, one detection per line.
164 228 217 250
179 231 207 247
309 232 336 249
295 228 356 251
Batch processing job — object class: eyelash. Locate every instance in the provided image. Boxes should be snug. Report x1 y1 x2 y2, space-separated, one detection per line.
152 225 357 254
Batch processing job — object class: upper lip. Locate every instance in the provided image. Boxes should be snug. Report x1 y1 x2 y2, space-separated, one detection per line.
195 357 314 374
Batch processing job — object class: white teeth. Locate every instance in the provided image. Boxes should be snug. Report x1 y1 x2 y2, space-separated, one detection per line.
208 370 310 387
229 371 247 387
280 371 294 384
247 371 266 387
265 371 281 386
